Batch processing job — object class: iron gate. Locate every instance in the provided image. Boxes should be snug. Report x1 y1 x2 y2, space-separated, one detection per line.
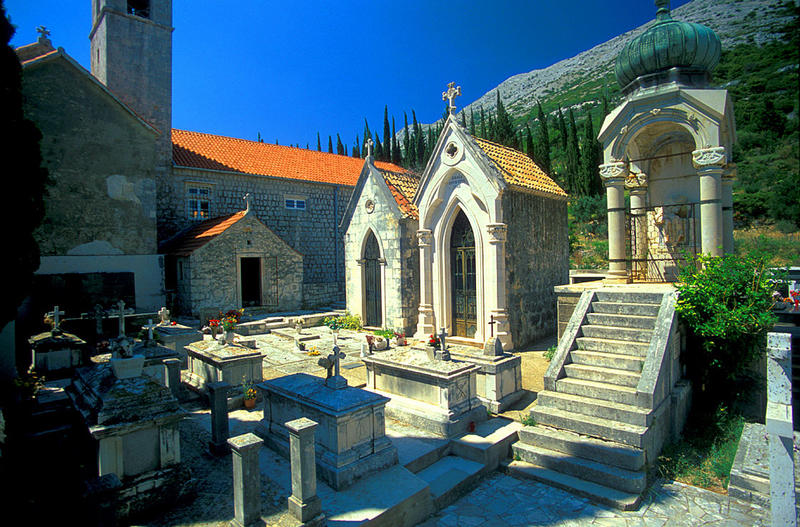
626 203 699 282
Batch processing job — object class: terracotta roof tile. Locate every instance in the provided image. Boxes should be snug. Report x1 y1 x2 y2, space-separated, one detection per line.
160 211 247 256
381 169 420 219
173 129 405 186
474 137 567 199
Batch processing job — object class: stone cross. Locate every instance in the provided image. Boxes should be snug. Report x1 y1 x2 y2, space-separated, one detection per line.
319 345 347 389
442 82 462 116
438 327 448 352
36 25 50 39
488 315 496 338
243 193 252 212
94 304 105 336
143 319 158 341
437 327 451 361
158 307 170 325
115 300 134 337
47 305 65 332
364 137 374 158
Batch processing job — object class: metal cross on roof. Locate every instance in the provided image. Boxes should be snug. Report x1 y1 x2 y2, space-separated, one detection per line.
364 137 374 158
36 26 50 39
143 319 158 341
442 82 462 116
243 193 252 212
47 305 65 332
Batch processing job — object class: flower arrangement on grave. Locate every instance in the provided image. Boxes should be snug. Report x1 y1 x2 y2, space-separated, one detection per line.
428 334 441 350
791 290 800 310
221 316 238 332
242 377 257 401
324 316 342 331
306 346 320 356
394 331 407 346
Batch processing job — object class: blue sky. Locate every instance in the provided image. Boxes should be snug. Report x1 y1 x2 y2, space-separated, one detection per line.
7 0 690 150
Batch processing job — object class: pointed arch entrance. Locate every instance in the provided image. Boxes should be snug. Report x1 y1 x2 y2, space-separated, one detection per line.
450 209 477 337
363 231 382 327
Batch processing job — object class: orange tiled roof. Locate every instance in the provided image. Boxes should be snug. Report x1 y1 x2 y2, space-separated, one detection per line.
474 138 567 199
160 211 247 256
173 129 405 186
381 169 420 219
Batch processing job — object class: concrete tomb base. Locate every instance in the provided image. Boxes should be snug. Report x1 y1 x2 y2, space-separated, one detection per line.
29 330 89 378
448 337 523 413
362 348 486 437
257 372 397 490
184 340 263 399
155 323 203 367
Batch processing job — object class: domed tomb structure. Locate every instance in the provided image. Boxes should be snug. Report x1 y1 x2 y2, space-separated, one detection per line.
598 0 736 282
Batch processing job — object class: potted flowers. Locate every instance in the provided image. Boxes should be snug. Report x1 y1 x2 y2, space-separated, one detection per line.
394 331 407 346
242 377 257 409
220 309 244 344
207 318 220 339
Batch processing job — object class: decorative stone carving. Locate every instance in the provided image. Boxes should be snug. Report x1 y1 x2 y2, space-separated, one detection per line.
625 172 648 191
486 223 507 243
692 146 726 169
364 199 375 214
650 108 661 116
442 82 462 116
599 161 628 184
416 229 432 247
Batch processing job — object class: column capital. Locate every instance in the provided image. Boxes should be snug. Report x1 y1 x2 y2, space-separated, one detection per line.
599 161 628 185
416 229 432 247
286 417 318 436
486 223 507 243
692 146 727 169
625 172 648 192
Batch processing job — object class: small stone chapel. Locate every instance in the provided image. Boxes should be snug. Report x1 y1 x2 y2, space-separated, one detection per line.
344 90 569 351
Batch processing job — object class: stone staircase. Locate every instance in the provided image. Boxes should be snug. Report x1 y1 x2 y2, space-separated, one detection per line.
509 289 688 510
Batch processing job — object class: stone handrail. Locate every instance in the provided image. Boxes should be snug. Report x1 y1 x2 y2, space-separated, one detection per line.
635 291 679 410
544 290 596 392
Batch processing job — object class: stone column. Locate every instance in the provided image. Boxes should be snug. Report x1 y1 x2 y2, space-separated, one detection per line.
626 173 648 281
765 333 796 527
722 164 736 255
208 381 230 455
415 229 436 340
163 358 181 399
485 223 512 350
599 161 629 283
227 433 263 527
286 417 324 525
692 147 726 257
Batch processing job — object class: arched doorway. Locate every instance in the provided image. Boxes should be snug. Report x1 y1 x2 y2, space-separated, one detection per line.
363 231 382 327
450 210 477 337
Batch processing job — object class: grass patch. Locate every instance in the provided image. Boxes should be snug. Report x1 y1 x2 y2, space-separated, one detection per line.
543 345 557 362
734 225 800 266
656 407 746 493
521 414 537 427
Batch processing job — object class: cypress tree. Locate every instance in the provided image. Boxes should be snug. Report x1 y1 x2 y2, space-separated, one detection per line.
536 101 552 175
461 112 467 128
470 108 476 136
480 106 487 139
557 107 568 150
494 91 516 148
353 134 360 157
525 126 535 159
414 111 425 166
317 132 321 151
383 105 391 162
392 116 401 164
374 132 383 160
363 119 372 157
328 136 333 153
336 133 344 155
566 109 582 194
581 113 603 195
403 112 411 164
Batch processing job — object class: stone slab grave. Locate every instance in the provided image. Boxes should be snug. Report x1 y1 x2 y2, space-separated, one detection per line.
362 346 487 438
153 307 202 367
66 355 192 521
257 366 398 490
29 305 90 378
446 336 523 413
183 339 263 405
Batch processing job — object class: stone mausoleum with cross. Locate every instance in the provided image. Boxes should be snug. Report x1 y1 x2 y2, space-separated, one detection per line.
343 85 569 350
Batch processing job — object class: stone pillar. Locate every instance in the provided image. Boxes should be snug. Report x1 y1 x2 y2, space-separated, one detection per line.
599 161 629 283
208 381 230 455
722 165 736 255
227 433 263 527
485 223 512 350
692 147 726 257
286 417 324 525
765 332 796 527
626 173 648 281
415 229 436 340
163 358 181 399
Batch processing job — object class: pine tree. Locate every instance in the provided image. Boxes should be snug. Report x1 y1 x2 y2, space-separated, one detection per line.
317 132 321 151
392 116 401 164
336 133 344 155
494 91 516 148
383 105 391 162
328 136 333 153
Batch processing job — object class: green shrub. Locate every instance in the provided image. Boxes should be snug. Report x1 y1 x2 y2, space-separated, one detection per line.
324 313 362 331
675 251 778 412
520 414 537 427
373 328 395 339
543 345 557 362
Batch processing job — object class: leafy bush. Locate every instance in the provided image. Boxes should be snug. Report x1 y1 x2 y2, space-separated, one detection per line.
324 313 362 331
543 345 557 362
675 251 778 412
373 328 396 339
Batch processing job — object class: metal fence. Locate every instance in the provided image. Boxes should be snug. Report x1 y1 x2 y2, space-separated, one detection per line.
626 203 699 282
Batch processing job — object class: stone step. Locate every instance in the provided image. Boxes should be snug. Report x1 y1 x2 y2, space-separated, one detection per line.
518 425 645 471
586 313 656 330
563 364 641 388
537 390 651 427
576 337 649 356
506 460 642 511
591 301 661 317
388 428 450 474
594 291 664 305
415 455 484 510
531 406 647 448
570 350 644 372
555 378 638 406
511 442 646 494
264 316 286 323
450 418 522 473
580 325 653 343
264 321 289 330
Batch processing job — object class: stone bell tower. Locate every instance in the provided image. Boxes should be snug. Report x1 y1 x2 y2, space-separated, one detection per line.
89 0 173 167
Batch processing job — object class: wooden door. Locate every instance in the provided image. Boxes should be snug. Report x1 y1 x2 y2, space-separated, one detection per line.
451 211 477 338
364 232 382 327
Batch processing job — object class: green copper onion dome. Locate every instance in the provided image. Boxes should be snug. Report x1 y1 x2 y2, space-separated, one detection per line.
615 0 721 89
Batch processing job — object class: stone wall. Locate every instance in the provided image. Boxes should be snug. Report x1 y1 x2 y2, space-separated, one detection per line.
22 57 159 256
164 167 352 307
502 190 568 347
181 213 303 317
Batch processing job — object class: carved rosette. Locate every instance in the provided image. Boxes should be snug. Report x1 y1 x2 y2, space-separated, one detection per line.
624 172 648 192
599 161 628 186
486 223 507 244
416 229 432 248
692 146 727 169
